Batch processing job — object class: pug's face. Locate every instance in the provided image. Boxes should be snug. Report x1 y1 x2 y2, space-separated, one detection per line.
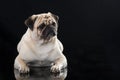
25 12 59 41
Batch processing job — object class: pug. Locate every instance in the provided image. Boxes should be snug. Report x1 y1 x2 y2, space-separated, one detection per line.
14 12 67 73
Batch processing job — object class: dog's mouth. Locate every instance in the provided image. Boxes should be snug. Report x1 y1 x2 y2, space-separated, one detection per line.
39 24 57 40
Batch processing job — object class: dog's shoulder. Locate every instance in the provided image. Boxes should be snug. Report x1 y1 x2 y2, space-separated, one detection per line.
56 39 64 52
17 29 31 52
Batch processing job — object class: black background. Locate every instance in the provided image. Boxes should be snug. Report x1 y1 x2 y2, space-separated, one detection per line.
0 0 120 80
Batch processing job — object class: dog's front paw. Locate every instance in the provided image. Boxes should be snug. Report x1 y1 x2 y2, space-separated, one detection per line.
51 64 62 73
19 65 30 73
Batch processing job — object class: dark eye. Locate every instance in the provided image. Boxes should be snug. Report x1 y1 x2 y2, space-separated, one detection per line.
52 22 56 26
39 23 45 29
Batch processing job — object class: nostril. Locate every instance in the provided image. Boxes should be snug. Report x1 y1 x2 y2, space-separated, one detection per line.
50 30 56 36
52 32 56 36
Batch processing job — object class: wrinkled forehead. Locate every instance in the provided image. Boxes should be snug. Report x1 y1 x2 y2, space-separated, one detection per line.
33 12 56 27
35 12 52 18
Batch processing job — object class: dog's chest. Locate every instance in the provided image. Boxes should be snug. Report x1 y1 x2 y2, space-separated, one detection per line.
25 42 56 61
35 45 53 59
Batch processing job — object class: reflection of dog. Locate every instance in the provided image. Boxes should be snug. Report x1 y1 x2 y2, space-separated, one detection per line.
14 12 67 73
14 67 67 80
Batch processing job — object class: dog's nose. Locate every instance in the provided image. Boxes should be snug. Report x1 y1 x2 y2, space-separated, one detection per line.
51 31 56 36
49 29 56 36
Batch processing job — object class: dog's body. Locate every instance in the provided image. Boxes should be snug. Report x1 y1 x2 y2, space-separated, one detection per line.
14 12 67 73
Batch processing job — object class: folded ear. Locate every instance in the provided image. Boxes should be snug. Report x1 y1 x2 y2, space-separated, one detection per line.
24 15 37 30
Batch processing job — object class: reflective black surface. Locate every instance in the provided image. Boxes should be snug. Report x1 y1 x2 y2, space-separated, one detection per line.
14 67 67 80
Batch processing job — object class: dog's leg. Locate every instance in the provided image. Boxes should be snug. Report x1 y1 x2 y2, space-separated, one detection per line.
51 54 67 73
14 55 30 73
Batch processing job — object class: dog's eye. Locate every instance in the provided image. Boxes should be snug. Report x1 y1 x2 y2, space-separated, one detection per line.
52 22 56 26
39 23 45 29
